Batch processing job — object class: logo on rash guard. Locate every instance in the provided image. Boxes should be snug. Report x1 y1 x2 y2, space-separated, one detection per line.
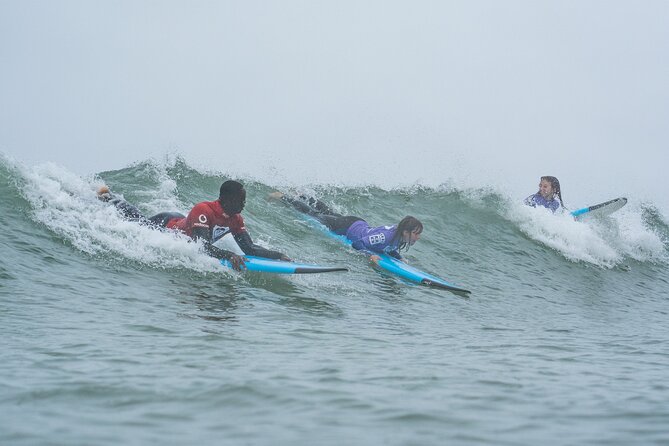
369 233 386 245
212 225 231 242
198 214 208 223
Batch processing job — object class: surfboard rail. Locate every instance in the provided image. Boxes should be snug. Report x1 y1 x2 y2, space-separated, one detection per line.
220 255 348 274
571 197 627 220
375 254 471 294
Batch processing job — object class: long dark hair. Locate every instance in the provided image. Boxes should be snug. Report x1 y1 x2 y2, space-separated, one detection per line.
540 176 564 208
391 216 423 252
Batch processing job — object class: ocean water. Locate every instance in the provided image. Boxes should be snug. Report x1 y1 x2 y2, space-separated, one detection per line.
1 156 668 445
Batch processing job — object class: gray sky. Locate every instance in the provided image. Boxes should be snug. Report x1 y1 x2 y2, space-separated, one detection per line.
1 1 667 209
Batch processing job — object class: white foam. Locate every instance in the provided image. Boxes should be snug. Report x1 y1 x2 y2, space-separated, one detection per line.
505 199 668 268
15 159 668 271
19 162 227 274
613 204 668 263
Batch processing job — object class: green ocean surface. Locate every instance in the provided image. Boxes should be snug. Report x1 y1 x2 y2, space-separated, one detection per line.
2 157 668 445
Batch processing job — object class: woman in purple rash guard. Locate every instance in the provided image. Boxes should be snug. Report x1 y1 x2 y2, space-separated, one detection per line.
269 192 423 264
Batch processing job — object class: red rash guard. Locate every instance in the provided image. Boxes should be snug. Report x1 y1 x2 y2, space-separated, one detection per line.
166 200 245 237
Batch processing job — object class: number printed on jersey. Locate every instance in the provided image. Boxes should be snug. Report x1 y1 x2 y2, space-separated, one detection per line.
368 233 386 245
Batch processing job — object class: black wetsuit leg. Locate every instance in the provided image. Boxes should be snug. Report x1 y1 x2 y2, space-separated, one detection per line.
148 212 185 228
281 195 363 235
110 198 146 222
317 215 363 235
281 195 337 217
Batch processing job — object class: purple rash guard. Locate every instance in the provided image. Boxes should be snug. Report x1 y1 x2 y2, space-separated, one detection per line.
345 220 401 258
524 193 561 212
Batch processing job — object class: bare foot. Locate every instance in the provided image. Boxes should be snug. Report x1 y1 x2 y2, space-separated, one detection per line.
97 185 112 201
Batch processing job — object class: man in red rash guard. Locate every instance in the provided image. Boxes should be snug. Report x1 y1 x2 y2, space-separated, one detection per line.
149 180 290 270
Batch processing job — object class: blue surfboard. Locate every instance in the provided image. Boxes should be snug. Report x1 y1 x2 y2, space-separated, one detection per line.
304 217 471 294
373 254 472 293
570 197 627 221
220 256 348 274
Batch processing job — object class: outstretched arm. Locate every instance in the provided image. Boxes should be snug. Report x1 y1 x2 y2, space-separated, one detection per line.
369 250 404 266
234 231 290 261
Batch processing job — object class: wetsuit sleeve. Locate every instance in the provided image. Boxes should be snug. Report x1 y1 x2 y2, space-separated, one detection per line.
233 230 285 259
549 200 561 213
191 226 241 261
387 249 402 260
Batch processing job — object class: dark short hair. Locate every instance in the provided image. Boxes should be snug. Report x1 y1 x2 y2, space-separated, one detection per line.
219 180 244 198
